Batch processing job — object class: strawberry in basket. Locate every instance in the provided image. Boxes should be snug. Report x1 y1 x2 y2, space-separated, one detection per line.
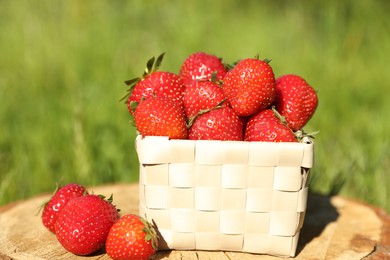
273 74 318 131
133 96 188 139
123 53 185 114
183 80 227 119
124 52 318 142
179 51 227 86
244 108 297 142
222 57 276 117
188 106 243 141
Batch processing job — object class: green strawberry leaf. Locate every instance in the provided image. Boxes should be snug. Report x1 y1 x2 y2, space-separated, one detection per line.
145 56 155 75
124 77 140 86
154 52 165 72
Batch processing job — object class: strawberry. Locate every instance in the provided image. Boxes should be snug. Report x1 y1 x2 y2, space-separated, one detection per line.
179 52 227 86
273 74 318 131
55 194 120 255
183 80 227 119
41 183 87 233
124 53 185 114
222 57 276 117
106 214 158 260
188 106 243 141
244 109 297 142
127 71 185 113
134 96 188 139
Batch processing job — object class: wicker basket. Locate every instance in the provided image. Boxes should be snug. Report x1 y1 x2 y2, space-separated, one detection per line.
136 135 313 257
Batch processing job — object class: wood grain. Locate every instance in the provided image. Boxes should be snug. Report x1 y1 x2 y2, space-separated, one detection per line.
0 183 388 259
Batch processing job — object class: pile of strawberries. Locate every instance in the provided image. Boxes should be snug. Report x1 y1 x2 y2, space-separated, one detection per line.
41 183 158 259
125 52 318 142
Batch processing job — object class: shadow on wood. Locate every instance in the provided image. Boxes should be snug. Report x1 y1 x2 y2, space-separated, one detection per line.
297 192 339 255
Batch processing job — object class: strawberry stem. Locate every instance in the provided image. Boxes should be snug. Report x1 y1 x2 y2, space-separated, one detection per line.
271 106 287 125
186 99 227 128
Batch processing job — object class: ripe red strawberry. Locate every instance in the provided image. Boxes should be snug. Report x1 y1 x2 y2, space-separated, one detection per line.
179 52 227 86
189 106 243 141
106 214 158 260
41 183 87 233
127 71 185 113
273 74 318 131
124 53 185 114
134 96 188 139
183 80 227 119
55 194 120 255
222 58 276 117
244 109 297 142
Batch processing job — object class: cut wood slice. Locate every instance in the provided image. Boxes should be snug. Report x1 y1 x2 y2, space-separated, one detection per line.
0 183 389 259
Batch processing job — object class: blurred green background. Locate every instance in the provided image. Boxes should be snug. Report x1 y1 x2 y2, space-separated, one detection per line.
0 0 389 212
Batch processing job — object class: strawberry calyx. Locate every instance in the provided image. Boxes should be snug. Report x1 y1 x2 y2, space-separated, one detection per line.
210 71 224 85
140 216 159 250
224 60 239 71
253 54 272 64
95 193 121 213
294 129 319 142
224 54 271 72
120 52 166 102
128 100 139 115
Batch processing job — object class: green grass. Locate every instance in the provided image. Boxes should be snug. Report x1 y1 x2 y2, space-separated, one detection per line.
0 0 389 212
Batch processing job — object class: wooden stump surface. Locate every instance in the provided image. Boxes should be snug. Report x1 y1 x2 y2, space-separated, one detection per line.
1 183 389 259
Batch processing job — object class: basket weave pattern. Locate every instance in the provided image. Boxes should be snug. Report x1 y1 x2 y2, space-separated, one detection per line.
136 135 314 257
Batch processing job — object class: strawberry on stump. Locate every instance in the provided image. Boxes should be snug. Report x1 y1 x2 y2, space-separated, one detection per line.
54 194 120 256
106 214 159 260
41 183 87 233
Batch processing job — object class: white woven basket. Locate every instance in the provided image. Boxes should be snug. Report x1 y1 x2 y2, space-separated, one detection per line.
136 135 314 257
